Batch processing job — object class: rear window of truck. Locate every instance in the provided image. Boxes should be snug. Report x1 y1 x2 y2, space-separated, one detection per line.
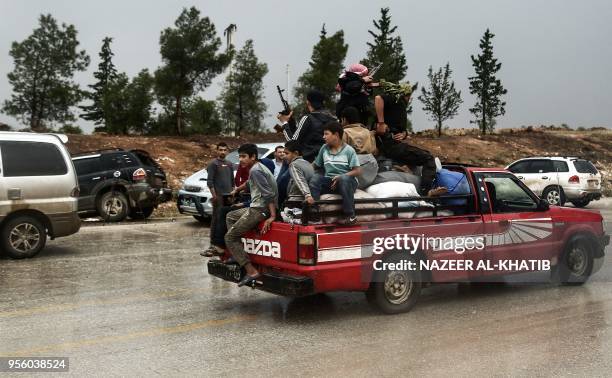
1 141 68 176
573 160 598 174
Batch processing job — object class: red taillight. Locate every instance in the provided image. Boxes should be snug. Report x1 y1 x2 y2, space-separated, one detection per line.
70 186 80 197
298 234 316 265
133 168 147 181
568 175 580 184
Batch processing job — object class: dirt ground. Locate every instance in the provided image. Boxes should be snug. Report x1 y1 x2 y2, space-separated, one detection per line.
66 128 612 218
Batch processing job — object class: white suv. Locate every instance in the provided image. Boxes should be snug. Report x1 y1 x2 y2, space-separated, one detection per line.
506 157 602 207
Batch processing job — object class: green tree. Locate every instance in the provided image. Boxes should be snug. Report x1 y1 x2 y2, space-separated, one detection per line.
2 14 90 131
154 7 232 135
219 39 268 135
57 124 83 134
361 7 408 83
418 64 463 137
124 69 155 134
293 25 348 112
80 37 117 128
469 29 507 134
187 97 223 135
103 73 130 134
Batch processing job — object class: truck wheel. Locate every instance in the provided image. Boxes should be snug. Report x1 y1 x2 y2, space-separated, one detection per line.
552 236 594 285
97 191 128 222
129 206 155 220
366 254 421 314
570 198 591 208
1 215 47 259
542 186 566 206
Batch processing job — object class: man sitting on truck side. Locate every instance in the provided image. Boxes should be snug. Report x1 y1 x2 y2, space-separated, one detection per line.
310 122 362 225
284 140 315 204
340 106 377 155
225 143 278 287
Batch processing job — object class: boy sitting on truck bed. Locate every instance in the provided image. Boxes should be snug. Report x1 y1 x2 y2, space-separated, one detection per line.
310 121 362 225
284 140 315 204
225 143 278 287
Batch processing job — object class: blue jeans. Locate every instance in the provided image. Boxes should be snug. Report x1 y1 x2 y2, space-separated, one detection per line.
309 174 358 217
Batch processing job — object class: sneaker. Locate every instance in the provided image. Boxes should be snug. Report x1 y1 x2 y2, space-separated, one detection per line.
200 246 217 257
339 216 359 226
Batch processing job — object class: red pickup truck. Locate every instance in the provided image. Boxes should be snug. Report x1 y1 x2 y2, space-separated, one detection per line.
208 166 609 314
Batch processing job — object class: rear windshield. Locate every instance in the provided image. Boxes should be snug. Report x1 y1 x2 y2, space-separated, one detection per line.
1 141 67 176
573 160 598 174
226 147 269 166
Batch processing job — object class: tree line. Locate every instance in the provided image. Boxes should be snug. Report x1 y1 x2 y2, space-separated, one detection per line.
1 7 507 136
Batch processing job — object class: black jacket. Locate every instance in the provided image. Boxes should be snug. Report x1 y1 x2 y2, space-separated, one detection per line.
283 110 336 162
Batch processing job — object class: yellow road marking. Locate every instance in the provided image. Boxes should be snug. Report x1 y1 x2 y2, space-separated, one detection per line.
0 288 213 318
2 315 256 357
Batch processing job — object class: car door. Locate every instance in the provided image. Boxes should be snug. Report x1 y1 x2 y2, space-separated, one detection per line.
526 159 554 195
72 156 103 210
476 172 556 279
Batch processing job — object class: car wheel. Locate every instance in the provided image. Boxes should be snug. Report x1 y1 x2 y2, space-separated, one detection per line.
97 191 129 222
542 186 566 206
571 198 591 208
129 206 155 220
366 253 421 314
552 236 594 285
193 215 210 223
1 215 47 259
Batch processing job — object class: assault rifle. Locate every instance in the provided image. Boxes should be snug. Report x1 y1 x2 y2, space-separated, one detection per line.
274 85 292 133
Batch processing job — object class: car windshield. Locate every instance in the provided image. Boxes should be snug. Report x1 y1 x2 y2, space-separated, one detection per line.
573 160 598 174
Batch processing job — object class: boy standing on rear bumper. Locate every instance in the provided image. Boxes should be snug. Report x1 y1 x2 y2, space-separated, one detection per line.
225 143 278 287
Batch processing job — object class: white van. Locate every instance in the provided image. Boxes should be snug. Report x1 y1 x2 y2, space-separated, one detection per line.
0 132 81 258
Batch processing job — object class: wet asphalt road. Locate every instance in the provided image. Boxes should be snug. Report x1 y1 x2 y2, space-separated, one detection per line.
1 203 611 377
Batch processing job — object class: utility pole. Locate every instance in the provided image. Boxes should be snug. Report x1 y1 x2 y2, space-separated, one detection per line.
223 23 237 135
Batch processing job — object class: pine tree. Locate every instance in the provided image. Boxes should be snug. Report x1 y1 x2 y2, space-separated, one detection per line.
80 37 117 127
418 64 463 137
2 14 90 131
469 29 507 134
219 40 268 136
154 7 232 135
361 7 408 83
293 25 348 112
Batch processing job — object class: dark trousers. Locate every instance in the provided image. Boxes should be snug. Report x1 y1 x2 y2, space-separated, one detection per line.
309 174 358 217
211 205 234 247
208 196 224 245
382 141 436 195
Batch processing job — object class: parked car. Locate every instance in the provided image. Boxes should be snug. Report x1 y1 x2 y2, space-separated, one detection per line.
0 132 81 258
177 143 281 222
72 148 172 222
506 157 602 207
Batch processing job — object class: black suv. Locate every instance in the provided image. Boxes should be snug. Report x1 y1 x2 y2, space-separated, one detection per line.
71 149 172 222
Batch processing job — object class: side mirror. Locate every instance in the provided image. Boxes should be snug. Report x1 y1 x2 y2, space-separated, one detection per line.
538 198 550 211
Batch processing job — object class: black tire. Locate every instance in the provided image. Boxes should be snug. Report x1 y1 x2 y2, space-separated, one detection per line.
129 206 155 220
542 186 566 206
193 215 210 223
97 191 129 222
365 253 422 314
552 236 594 285
1 215 47 259
571 198 591 208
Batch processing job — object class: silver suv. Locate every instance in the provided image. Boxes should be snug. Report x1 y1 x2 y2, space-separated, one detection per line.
0 132 81 258
506 156 602 207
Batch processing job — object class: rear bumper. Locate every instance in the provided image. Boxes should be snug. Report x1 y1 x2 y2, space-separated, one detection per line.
564 187 602 201
48 211 81 238
601 234 610 249
207 260 314 297
129 184 172 208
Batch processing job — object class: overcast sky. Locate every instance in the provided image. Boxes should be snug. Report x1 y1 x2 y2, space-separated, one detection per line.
1 0 611 133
